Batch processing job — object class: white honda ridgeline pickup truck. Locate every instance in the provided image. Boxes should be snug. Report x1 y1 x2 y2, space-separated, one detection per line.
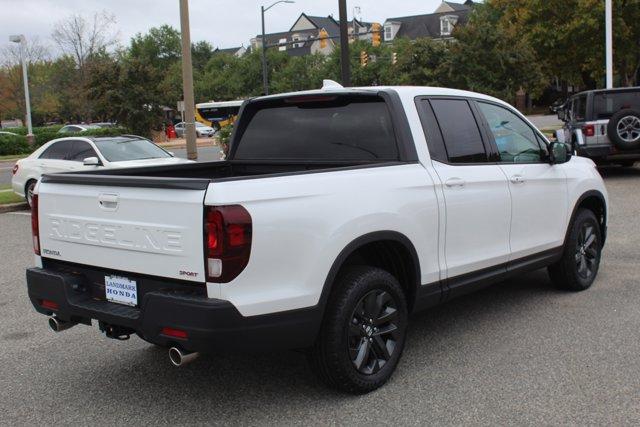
27 83 608 394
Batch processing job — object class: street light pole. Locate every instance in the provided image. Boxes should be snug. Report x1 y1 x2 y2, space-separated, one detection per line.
605 0 613 89
179 0 198 160
9 35 34 145
261 5 268 95
260 0 295 96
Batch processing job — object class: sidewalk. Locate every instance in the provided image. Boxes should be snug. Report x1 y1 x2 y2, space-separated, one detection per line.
157 137 219 149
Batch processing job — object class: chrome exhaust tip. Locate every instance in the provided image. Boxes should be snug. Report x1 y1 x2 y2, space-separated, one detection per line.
168 347 199 367
48 316 76 332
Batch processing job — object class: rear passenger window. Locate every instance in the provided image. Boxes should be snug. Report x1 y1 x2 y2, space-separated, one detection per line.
39 140 75 160
430 99 488 163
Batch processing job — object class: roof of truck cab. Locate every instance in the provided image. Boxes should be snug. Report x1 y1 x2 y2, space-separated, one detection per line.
253 85 512 109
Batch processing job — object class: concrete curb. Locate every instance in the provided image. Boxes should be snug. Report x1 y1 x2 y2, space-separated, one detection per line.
0 202 28 213
158 141 219 149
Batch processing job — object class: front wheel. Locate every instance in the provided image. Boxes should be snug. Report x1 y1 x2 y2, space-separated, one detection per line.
548 209 602 291
307 266 408 394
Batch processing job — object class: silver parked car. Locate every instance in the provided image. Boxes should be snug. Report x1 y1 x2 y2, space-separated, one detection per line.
555 87 640 166
174 121 216 138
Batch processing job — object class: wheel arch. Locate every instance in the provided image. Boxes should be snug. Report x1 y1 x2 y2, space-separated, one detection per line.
318 231 421 315
566 190 607 247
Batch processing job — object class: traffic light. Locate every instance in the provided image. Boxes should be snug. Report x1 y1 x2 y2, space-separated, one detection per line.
319 29 328 49
360 50 369 67
371 23 382 47
392 52 398 65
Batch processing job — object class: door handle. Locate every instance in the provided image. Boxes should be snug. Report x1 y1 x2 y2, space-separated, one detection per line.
98 193 119 210
510 175 525 184
445 177 465 188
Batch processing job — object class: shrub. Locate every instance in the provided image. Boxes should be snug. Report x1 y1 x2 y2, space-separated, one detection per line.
217 124 234 159
0 134 31 156
33 126 130 148
0 126 131 156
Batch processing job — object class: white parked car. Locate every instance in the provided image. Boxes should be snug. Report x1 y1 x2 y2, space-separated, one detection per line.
174 121 216 138
58 124 101 133
25 84 608 394
12 135 191 207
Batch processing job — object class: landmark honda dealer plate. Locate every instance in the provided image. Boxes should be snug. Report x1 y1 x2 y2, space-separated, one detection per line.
105 275 138 307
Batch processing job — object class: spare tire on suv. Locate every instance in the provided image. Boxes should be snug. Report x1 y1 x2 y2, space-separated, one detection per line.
607 109 640 150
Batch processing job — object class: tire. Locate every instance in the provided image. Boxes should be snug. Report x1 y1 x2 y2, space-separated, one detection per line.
607 109 640 150
25 180 37 208
548 209 602 291
307 266 408 394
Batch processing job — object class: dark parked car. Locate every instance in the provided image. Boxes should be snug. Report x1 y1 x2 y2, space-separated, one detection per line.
556 87 640 166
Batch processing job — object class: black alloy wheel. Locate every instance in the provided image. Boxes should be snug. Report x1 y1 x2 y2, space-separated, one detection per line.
575 222 599 281
348 289 400 375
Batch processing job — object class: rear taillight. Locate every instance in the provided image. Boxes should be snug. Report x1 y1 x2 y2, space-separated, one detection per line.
583 124 595 137
12 164 19 175
204 205 252 283
31 193 40 255
161 327 188 339
40 299 58 310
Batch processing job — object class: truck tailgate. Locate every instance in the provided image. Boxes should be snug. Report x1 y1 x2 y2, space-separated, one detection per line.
37 177 208 283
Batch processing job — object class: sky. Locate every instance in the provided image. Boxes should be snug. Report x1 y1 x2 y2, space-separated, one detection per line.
0 0 446 54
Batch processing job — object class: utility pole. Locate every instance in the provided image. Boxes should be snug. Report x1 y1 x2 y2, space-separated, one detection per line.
9 35 34 145
605 0 613 89
179 0 197 160
338 0 351 86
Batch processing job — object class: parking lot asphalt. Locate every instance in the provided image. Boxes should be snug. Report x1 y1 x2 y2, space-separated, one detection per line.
0 167 639 425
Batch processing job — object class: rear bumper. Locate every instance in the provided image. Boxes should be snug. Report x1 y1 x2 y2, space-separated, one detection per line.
26 267 320 353
577 145 640 161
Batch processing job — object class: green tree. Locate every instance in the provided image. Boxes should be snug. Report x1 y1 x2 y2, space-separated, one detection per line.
384 38 449 86
130 25 182 70
444 2 547 103
493 0 640 89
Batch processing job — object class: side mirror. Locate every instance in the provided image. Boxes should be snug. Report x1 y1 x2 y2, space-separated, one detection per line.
83 156 101 166
550 142 571 164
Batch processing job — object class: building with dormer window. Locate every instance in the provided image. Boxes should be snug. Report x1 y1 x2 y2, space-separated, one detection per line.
383 1 473 43
250 13 380 57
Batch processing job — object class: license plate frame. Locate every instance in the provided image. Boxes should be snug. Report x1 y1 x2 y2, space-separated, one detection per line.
105 275 138 307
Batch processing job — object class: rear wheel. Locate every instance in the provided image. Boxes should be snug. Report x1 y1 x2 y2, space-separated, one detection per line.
548 209 602 291
307 266 408 394
25 180 37 208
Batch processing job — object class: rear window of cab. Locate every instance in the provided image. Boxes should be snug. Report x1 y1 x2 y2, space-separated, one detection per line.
233 95 399 161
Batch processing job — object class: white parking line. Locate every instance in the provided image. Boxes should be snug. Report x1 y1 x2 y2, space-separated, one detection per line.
0 167 14 171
